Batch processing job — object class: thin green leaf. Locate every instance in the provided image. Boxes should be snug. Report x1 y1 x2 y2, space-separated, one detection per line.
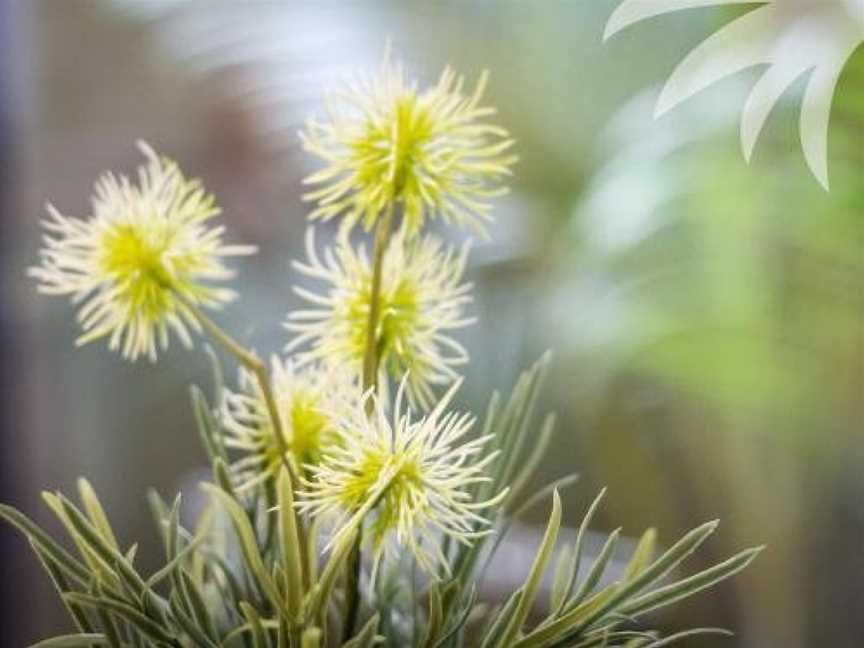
421 584 444 648
28 635 108 648
494 354 550 500
343 613 381 648
302 627 323 648
539 520 724 646
309 466 397 623
0 503 91 585
180 569 220 642
562 489 607 613
433 586 477 648
569 528 621 608
309 526 358 627
50 493 163 618
41 492 118 589
277 466 304 620
146 490 171 549
201 483 281 607
497 490 562 647
239 601 272 648
64 593 174 645
644 628 732 647
222 620 281 645
91 583 123 648
191 385 221 464
213 459 237 500
145 535 205 589
190 502 215 585
169 591 218 648
506 413 556 507
622 547 764 617
568 520 720 636
76 479 119 551
166 494 182 563
622 529 657 582
476 475 579 587
550 545 576 614
29 541 95 635
479 591 522 648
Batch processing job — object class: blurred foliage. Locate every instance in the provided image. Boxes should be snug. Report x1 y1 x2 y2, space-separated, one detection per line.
543 40 864 648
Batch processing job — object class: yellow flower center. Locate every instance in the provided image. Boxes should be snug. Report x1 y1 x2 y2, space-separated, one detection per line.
288 392 333 467
354 93 434 200
348 277 420 372
341 448 425 545
100 224 175 318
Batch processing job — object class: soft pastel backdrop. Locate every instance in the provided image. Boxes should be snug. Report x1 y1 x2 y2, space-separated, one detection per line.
1 2 861 646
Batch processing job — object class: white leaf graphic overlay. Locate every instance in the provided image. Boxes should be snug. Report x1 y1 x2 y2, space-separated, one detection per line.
604 0 864 190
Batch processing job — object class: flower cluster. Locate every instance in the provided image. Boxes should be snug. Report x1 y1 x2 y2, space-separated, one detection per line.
285 228 474 408
221 357 358 490
300 55 516 236
15 45 759 648
297 379 505 576
29 141 255 361
31 54 515 577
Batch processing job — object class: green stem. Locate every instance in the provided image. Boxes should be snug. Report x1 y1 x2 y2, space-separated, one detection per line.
361 201 397 402
187 304 287 453
343 531 363 642
183 300 310 592
344 201 397 642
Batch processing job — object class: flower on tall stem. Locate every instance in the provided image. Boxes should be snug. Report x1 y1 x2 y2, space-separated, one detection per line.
300 54 517 237
29 141 255 361
297 378 506 577
222 357 357 490
285 227 474 409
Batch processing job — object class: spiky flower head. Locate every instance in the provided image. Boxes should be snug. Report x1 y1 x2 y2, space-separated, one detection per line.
297 378 506 575
300 54 516 237
29 141 255 361
285 228 474 409
222 357 357 490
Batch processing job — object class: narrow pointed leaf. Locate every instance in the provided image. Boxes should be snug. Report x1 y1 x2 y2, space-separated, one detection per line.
343 613 381 648
64 593 173 644
622 547 763 617
77 479 119 551
645 628 732 647
277 466 304 619
0 504 90 584
239 602 272 648
497 490 562 647
201 483 281 606
622 529 657 582
569 528 621 608
28 635 108 648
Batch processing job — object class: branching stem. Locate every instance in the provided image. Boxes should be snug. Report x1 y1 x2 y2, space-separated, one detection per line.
186 303 287 454
183 299 310 592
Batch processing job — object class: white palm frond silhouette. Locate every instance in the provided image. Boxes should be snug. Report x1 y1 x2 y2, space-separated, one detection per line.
604 0 864 189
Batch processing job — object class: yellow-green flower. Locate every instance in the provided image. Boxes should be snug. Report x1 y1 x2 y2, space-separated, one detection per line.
300 55 516 236
222 357 356 490
29 141 255 361
297 378 506 575
285 227 474 409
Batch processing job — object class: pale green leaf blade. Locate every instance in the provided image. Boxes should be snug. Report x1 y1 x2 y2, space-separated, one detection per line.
28 635 108 648
497 489 562 647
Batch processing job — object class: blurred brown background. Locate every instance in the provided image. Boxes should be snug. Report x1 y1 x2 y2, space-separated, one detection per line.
1 2 862 646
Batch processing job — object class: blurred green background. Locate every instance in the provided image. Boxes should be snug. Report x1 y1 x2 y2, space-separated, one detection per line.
1 1 862 646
